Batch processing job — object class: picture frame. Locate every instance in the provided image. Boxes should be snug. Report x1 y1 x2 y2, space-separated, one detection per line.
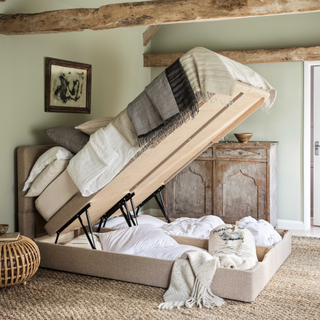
45 58 92 114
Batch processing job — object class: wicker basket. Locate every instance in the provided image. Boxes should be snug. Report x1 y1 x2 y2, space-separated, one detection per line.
0 236 40 288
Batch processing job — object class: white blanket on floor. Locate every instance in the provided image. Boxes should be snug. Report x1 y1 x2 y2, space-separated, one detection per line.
68 124 139 196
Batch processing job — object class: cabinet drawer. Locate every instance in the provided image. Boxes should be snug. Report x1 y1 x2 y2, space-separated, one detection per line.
215 147 266 160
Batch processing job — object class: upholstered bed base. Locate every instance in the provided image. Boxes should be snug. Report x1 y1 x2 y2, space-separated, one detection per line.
34 229 291 302
17 144 291 303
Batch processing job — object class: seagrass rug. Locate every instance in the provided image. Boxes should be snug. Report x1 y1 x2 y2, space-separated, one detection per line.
0 236 319 320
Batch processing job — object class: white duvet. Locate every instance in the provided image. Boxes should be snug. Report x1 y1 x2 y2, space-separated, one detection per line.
68 124 140 196
160 216 225 239
106 215 224 239
98 224 205 260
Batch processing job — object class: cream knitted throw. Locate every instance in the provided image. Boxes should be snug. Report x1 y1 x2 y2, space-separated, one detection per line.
180 47 276 109
158 250 224 310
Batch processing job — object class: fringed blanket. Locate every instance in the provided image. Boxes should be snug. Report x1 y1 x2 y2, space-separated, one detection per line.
159 250 224 310
180 47 276 109
159 224 257 310
127 47 276 148
128 60 198 147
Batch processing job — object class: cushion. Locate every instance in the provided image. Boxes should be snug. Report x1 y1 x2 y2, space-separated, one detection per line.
75 117 114 135
99 224 178 255
25 159 69 197
64 233 102 250
112 215 167 230
23 146 73 191
43 125 89 154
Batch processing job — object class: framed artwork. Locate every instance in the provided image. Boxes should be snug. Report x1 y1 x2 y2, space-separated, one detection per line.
45 58 92 114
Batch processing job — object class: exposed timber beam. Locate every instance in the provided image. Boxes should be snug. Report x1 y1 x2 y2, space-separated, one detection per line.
1 0 320 35
143 46 320 67
143 25 161 46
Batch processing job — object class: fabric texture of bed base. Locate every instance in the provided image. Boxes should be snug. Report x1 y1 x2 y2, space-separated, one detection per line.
35 230 291 302
35 170 79 221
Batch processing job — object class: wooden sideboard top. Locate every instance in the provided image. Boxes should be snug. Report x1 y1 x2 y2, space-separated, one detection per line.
212 141 279 148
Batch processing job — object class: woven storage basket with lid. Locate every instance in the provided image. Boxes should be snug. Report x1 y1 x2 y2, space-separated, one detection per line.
0 236 40 288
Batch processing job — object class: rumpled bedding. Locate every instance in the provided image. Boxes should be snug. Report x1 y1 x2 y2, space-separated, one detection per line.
160 216 225 239
105 215 281 247
98 224 205 260
103 215 225 240
236 216 282 246
68 47 277 196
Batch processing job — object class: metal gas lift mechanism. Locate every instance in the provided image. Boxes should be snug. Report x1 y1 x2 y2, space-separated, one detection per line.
55 185 170 249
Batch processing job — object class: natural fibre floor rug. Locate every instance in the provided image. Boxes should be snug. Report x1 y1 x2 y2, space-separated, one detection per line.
1 236 319 320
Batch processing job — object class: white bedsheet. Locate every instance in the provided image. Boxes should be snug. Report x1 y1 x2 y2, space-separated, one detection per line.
68 123 140 196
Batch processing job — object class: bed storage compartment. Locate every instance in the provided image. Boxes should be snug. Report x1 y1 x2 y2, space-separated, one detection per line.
34 229 291 302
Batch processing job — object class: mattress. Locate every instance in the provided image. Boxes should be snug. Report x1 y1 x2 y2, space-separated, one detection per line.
38 82 268 237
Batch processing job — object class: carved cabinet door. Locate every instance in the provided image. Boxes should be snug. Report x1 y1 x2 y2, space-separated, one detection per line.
214 160 267 224
165 160 213 218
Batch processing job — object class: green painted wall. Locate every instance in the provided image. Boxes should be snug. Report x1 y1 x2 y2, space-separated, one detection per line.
0 1 150 232
150 13 320 223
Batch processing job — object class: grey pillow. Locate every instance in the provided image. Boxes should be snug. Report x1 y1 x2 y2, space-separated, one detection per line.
43 125 89 154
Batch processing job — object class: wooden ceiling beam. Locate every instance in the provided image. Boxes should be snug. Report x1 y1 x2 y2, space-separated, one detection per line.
143 46 320 67
143 25 161 46
1 0 320 35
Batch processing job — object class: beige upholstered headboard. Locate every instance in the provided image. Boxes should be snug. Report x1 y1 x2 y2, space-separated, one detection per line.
17 145 54 239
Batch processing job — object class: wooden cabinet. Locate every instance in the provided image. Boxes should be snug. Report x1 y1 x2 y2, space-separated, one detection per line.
164 142 278 226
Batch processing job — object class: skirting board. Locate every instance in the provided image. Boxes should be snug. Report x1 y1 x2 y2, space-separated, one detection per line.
277 219 305 230
140 210 306 230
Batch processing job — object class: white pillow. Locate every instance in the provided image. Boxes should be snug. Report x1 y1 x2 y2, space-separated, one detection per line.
23 146 73 191
112 215 167 230
99 224 178 255
25 159 69 197
64 233 102 250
